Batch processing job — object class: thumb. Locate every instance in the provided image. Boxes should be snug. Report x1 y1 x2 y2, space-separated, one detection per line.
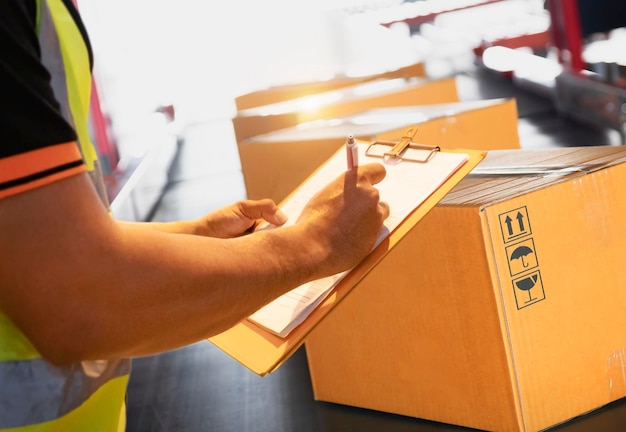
238 199 288 226
358 163 387 185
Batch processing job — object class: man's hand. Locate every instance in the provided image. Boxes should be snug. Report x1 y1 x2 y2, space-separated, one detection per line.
197 199 288 238
133 199 288 238
295 163 390 276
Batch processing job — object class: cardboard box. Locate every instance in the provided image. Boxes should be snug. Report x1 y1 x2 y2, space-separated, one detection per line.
305 146 626 432
231 76 459 142
234 62 426 111
239 98 519 202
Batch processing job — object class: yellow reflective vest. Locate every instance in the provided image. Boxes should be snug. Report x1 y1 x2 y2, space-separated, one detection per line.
0 0 130 430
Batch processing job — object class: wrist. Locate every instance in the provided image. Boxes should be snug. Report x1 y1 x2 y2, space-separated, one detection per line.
260 225 329 285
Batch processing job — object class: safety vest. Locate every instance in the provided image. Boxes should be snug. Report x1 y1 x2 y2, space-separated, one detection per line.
0 0 131 430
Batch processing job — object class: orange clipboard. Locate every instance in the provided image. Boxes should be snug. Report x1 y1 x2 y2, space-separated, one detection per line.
209 131 486 376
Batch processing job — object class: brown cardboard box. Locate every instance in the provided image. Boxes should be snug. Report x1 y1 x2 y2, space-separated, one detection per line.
239 98 519 202
305 146 626 432
234 62 426 111
231 76 459 142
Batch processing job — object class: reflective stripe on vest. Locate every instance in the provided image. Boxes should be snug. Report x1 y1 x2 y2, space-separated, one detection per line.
0 358 130 430
0 1 130 430
40 0 110 209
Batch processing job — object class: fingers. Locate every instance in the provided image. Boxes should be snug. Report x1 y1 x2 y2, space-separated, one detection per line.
357 163 387 186
350 163 389 221
264 208 288 226
378 200 390 220
237 199 288 227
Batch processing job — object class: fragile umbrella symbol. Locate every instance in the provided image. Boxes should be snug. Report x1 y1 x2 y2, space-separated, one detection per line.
510 245 534 267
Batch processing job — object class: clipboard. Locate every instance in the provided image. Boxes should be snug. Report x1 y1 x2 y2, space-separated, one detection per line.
209 128 486 376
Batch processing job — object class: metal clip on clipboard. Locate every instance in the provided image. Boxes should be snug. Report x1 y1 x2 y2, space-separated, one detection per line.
365 126 440 163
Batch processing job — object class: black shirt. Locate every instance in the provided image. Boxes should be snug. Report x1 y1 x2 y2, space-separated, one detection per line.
0 0 93 158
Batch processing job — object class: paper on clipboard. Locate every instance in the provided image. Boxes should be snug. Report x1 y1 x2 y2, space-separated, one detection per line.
247 137 470 338
209 132 486 376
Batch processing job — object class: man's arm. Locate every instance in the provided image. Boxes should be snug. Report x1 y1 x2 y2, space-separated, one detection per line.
0 164 387 365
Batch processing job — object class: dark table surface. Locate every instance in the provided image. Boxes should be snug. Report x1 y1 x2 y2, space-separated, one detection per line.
125 342 626 432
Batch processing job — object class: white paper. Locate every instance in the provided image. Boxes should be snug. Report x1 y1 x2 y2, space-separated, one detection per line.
248 143 469 337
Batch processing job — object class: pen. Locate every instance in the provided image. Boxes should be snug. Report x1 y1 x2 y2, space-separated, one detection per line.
346 134 358 170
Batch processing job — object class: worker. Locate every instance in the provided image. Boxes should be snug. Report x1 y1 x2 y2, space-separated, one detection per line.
0 0 389 430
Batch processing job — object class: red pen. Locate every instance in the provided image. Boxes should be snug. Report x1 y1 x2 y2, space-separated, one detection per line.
346 134 358 170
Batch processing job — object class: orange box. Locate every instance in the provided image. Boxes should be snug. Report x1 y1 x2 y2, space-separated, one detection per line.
234 62 426 111
231 76 459 142
239 98 519 202
305 146 626 432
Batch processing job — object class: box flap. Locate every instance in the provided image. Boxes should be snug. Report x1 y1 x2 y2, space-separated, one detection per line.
442 147 626 206
243 98 514 144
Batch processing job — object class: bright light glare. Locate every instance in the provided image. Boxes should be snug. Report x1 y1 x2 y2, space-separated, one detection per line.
482 46 562 81
482 46 522 72
253 92 344 116
351 112 429 125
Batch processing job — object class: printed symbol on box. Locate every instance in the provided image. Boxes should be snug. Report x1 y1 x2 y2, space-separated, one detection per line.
513 270 545 309
506 238 538 276
499 206 531 243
